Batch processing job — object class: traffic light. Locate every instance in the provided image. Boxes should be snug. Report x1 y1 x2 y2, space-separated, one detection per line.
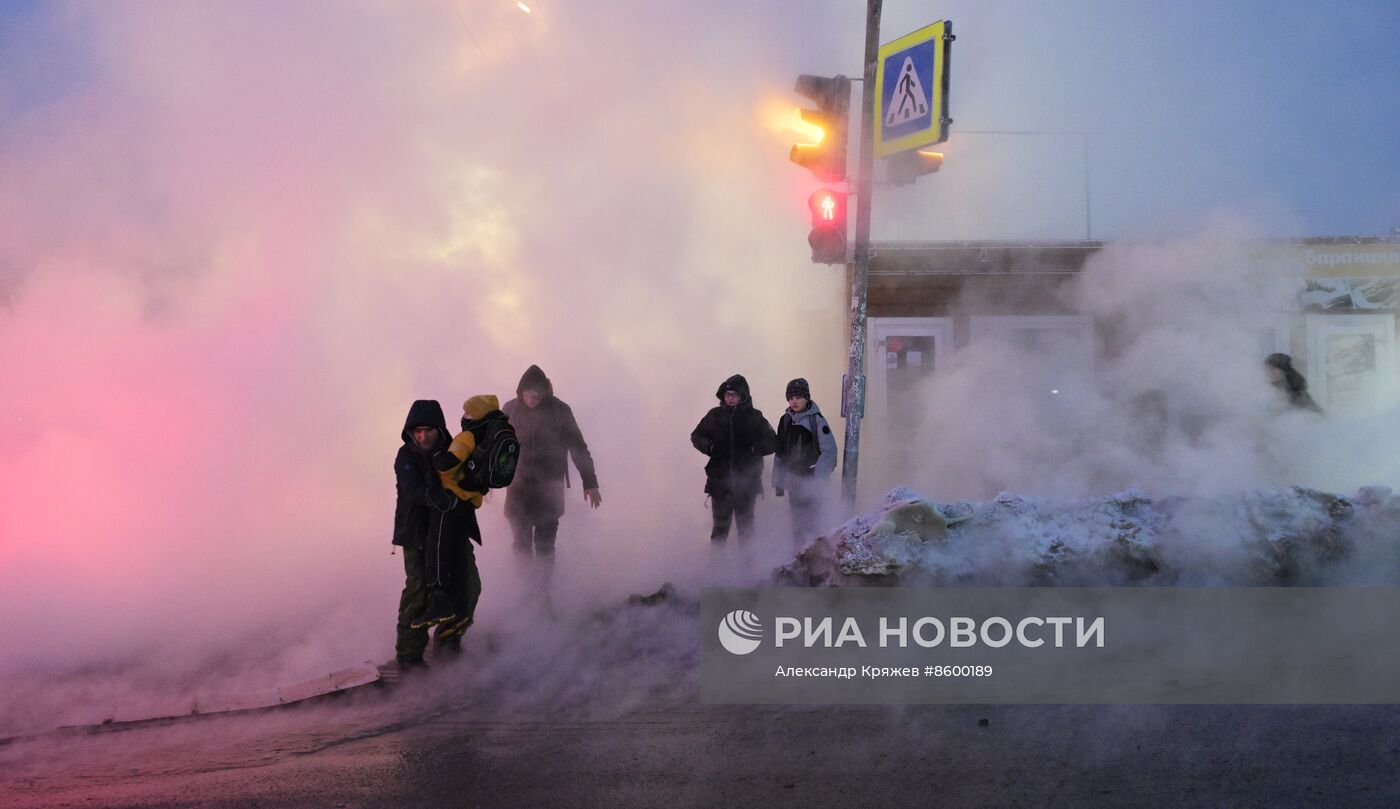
789 74 851 183
808 187 847 264
885 149 944 186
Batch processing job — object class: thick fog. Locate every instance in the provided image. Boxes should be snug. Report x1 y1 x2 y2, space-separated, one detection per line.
865 223 1400 502
1 1 1398 737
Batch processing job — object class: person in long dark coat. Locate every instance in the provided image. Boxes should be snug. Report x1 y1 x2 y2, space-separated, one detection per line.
501 366 600 578
690 374 777 541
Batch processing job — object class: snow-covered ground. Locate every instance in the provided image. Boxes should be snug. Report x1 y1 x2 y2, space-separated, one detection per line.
778 484 1400 587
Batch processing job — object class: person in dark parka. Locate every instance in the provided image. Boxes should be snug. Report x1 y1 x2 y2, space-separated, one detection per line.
1264 353 1324 413
501 366 600 576
392 399 482 667
690 374 777 541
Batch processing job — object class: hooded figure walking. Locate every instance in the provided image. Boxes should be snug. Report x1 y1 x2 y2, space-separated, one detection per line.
392 400 482 669
772 378 838 545
1264 353 1323 413
501 366 600 581
691 374 777 542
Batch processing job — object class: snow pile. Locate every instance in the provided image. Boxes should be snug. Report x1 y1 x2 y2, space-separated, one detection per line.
775 485 1400 587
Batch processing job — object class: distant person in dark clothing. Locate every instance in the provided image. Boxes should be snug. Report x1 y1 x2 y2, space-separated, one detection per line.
773 378 838 546
691 374 777 541
502 366 599 579
1265 353 1323 413
392 400 482 668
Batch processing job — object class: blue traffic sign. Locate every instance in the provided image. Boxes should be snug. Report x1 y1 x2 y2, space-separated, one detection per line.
875 21 952 158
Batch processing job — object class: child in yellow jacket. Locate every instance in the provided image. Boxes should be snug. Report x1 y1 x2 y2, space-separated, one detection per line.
433 395 510 507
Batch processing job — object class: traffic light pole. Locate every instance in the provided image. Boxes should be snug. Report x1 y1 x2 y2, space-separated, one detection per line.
840 0 882 504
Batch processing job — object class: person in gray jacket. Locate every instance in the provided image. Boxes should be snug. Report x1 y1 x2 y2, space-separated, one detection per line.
772 378 838 545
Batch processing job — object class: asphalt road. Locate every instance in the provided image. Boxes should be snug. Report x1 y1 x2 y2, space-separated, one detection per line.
5 684 1400 809
6 593 1400 809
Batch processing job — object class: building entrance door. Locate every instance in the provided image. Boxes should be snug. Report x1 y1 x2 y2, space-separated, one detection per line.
866 318 953 489
869 318 953 417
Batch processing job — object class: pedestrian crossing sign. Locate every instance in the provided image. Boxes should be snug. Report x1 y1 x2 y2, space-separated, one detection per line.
875 20 953 158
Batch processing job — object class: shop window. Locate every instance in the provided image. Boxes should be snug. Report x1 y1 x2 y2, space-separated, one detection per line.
1306 314 1396 410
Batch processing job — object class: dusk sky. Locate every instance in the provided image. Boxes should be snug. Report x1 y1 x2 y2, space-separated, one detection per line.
3 1 1397 247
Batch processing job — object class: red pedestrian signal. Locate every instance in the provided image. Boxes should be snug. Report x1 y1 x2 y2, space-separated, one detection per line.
807 188 847 264
809 188 846 222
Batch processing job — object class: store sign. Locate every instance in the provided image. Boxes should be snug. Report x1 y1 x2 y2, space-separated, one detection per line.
1247 243 1400 310
1300 246 1400 278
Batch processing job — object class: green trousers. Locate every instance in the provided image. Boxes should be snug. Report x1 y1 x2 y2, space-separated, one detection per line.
395 541 482 662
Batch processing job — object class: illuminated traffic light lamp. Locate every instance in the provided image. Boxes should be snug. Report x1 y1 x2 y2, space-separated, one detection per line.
789 74 851 183
885 149 944 186
808 187 847 264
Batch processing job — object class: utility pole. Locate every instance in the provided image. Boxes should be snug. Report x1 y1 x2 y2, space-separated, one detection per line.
840 0 882 504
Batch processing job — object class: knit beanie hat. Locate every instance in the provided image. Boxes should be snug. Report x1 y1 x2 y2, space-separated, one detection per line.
785 378 811 400
463 395 500 420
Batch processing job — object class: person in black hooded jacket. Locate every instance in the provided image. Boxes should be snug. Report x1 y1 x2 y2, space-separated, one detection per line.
1264 353 1323 413
690 374 777 541
392 399 482 668
502 366 600 578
